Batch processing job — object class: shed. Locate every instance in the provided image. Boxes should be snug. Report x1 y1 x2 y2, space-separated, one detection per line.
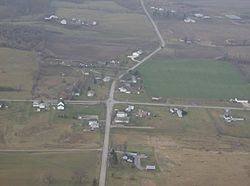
146 165 156 171
177 110 183 118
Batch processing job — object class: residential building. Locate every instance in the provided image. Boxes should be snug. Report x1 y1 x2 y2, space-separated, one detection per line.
88 120 99 129
57 100 65 110
87 90 95 97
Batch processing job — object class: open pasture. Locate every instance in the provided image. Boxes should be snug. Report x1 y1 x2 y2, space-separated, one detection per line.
139 59 250 100
0 151 100 186
0 47 37 99
0 103 105 149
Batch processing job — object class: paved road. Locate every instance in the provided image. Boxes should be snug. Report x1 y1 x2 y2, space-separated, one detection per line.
140 0 165 48
99 81 116 186
115 101 250 111
98 1 165 185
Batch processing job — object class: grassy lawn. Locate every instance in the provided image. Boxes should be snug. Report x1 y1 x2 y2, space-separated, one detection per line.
0 152 100 186
0 47 37 99
0 103 105 149
139 59 250 100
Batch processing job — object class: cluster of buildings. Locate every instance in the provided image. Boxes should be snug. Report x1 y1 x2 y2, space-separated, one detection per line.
222 109 245 123
150 6 176 14
32 98 65 112
184 13 211 24
193 13 211 19
170 108 184 118
223 114 244 123
88 120 99 130
184 17 196 23
114 105 135 124
118 74 142 95
94 75 112 83
230 98 249 107
118 87 131 94
127 50 143 60
230 98 248 104
44 14 98 27
122 152 156 171
114 111 130 124
114 105 152 124
136 109 151 118
0 102 8 109
122 152 137 163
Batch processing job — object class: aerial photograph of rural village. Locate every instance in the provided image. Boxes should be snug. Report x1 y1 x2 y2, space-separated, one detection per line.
0 0 250 185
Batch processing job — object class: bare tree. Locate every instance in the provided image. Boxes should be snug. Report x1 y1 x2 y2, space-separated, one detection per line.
71 170 86 184
92 178 98 186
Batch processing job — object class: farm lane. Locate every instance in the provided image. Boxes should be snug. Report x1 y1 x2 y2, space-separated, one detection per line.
0 148 102 153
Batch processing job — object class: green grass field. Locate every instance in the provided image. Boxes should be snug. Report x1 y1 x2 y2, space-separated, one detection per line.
0 47 37 99
127 105 250 139
0 152 100 186
139 59 250 100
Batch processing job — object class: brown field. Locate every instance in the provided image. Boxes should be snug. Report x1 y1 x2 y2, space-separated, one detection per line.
108 106 250 186
108 128 250 186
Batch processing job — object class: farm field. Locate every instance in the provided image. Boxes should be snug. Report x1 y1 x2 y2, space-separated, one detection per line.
0 151 100 186
139 59 250 100
108 115 250 186
54 0 155 39
42 0 157 61
0 47 37 99
114 104 250 139
0 103 105 149
145 0 250 86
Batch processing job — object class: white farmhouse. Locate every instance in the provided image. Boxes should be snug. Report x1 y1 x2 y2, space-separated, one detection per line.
88 120 99 130
184 18 196 23
87 90 95 97
57 101 65 110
